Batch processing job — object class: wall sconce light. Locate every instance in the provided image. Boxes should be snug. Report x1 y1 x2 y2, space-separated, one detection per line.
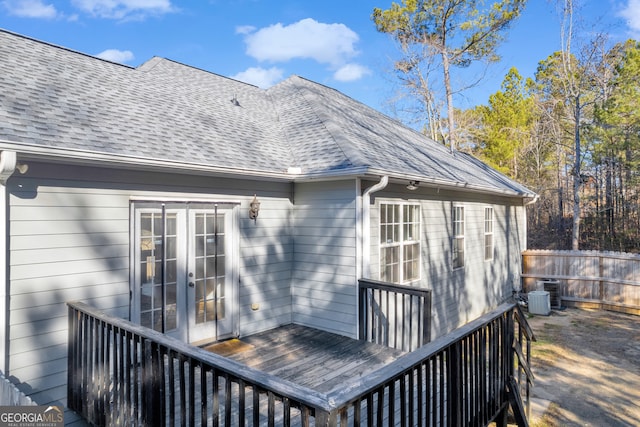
406 180 419 190
249 194 260 220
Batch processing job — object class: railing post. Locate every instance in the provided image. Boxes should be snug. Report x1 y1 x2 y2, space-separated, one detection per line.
314 408 337 427
358 284 367 341
447 341 462 426
506 310 515 401
67 306 79 413
141 339 162 426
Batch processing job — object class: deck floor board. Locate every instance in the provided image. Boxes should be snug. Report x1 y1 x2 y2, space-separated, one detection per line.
204 324 405 394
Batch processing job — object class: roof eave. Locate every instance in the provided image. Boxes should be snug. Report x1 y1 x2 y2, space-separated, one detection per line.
362 168 537 199
0 141 294 182
1 141 538 199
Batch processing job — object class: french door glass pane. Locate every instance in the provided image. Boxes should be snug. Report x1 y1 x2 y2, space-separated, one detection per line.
194 212 225 325
139 211 178 332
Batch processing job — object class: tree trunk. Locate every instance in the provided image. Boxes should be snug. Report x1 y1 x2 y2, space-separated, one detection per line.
571 95 581 250
441 52 456 152
606 158 613 237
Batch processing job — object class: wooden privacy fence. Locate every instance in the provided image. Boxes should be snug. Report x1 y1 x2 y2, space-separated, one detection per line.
68 301 534 426
522 250 640 315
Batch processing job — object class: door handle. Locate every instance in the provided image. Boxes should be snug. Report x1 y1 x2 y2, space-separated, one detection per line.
188 282 195 288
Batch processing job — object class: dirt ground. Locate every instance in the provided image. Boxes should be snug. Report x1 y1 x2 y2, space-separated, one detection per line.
525 307 640 427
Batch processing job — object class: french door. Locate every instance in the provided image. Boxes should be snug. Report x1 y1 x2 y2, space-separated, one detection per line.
132 201 238 343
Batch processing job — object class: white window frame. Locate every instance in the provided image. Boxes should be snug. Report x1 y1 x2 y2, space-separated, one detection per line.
379 202 421 284
452 205 465 269
484 207 494 261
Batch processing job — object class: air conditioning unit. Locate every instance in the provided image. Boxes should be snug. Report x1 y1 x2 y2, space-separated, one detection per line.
539 279 561 308
528 290 551 315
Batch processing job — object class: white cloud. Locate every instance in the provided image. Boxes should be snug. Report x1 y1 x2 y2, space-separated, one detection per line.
71 0 175 20
235 25 256 35
231 66 284 89
2 0 58 18
619 0 640 32
333 63 371 82
241 18 360 67
95 49 135 63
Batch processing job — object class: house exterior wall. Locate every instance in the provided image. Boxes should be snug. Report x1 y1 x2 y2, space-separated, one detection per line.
291 180 359 337
4 161 293 407
3 161 528 409
368 182 525 339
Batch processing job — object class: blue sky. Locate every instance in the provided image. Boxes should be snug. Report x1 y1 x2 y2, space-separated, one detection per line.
0 1 638 117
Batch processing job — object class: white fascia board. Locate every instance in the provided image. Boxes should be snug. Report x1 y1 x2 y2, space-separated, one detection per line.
0 141 292 182
364 168 537 199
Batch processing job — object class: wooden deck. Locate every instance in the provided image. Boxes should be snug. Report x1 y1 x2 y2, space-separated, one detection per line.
203 324 406 393
68 300 532 426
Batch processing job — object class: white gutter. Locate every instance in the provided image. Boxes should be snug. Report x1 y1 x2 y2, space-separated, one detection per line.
0 141 535 198
0 150 17 373
363 167 535 199
360 176 389 279
0 141 296 182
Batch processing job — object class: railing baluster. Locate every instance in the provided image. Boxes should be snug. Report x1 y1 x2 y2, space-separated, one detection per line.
400 373 408 427
376 388 384 426
168 350 176 425
201 363 208 427
283 397 291 427
212 370 220 427
267 391 275 427
189 358 196 426
224 373 232 427
237 378 245 427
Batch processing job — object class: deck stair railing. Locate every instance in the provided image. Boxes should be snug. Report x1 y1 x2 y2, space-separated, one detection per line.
68 300 534 426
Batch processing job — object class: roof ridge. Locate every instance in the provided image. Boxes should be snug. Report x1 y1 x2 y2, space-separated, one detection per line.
264 78 301 170
289 78 366 169
0 27 135 69
138 56 261 89
294 75 456 159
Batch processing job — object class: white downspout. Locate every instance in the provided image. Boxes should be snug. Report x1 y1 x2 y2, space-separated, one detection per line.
361 176 389 279
0 151 17 373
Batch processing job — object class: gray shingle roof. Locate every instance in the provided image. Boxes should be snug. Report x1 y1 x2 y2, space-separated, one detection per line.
0 29 534 197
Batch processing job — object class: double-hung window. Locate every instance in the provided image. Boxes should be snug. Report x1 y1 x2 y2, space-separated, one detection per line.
379 203 420 284
452 205 465 269
484 207 494 261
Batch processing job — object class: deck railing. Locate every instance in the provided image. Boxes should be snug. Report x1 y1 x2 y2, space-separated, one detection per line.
358 279 431 352
68 301 534 426
67 302 330 426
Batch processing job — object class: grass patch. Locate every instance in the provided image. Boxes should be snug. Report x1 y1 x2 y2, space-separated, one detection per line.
530 402 562 427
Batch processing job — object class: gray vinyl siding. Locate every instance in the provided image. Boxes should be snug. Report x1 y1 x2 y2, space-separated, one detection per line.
238 202 294 336
291 180 358 338
369 182 525 339
8 185 130 405
5 162 293 407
